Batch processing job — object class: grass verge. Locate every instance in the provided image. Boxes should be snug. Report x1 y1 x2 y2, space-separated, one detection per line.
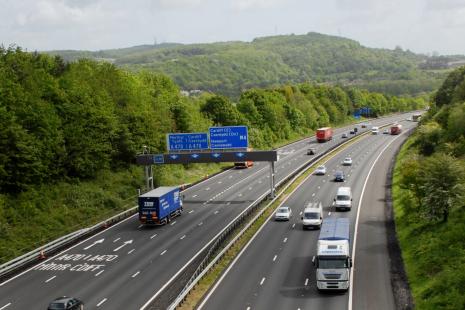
393 137 465 309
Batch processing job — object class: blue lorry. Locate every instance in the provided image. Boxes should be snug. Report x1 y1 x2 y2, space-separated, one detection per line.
138 186 183 225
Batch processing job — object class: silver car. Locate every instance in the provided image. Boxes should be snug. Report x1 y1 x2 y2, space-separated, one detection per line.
275 206 292 221
315 165 327 175
343 157 352 166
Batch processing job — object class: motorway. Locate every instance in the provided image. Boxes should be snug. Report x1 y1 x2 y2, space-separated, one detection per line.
199 119 416 310
0 113 414 310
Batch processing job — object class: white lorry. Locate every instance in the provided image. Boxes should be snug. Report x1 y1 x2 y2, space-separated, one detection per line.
313 218 352 291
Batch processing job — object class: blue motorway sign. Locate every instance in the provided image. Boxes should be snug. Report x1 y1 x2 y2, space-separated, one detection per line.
209 126 248 149
167 133 208 151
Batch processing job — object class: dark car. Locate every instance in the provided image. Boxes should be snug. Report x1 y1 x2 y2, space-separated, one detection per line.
307 148 316 155
48 297 84 310
334 170 345 182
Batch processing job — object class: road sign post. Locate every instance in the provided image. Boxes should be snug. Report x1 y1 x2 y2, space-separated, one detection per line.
270 161 275 199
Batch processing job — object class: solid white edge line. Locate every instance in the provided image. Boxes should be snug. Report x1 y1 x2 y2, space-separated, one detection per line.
348 128 410 310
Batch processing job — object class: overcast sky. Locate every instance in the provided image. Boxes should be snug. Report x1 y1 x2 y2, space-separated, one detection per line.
1 0 464 55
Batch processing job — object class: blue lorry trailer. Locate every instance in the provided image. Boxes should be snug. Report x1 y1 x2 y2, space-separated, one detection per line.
138 186 182 225
318 218 350 241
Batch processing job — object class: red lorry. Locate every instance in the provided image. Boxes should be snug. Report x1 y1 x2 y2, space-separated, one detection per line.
316 127 333 142
390 124 403 135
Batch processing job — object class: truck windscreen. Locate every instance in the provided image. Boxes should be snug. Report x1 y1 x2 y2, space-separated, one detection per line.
319 258 348 269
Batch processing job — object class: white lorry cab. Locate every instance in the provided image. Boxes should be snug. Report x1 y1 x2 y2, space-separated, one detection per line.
301 202 323 229
334 187 352 211
313 218 352 291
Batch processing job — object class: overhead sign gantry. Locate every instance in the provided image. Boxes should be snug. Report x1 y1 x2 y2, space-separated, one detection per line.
136 126 278 198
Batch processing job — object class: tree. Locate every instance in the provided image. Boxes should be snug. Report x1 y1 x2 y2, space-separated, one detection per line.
201 95 243 126
417 153 464 222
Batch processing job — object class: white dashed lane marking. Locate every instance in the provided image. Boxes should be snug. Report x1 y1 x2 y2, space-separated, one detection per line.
127 249 135 254
113 238 120 243
96 298 107 307
160 250 167 256
132 271 140 278
180 235 186 240
95 270 104 277
260 277 266 285
45 276 56 283
273 255 277 262
150 234 157 239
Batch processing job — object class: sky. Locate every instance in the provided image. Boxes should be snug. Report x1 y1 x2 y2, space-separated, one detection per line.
1 0 465 55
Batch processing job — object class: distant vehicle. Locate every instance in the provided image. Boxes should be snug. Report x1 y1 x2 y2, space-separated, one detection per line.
390 124 403 135
371 126 379 135
342 157 352 166
307 148 316 155
315 165 327 175
334 170 345 182
301 202 323 229
275 206 292 221
138 186 182 225
361 123 367 128
234 161 253 168
334 187 352 211
316 127 333 142
349 130 355 135
48 297 84 310
383 129 389 134
313 218 352 291
354 127 358 133
412 113 421 122
341 133 348 138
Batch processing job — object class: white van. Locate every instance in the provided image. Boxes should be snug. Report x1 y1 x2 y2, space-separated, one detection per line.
301 202 323 229
371 126 379 135
334 187 352 211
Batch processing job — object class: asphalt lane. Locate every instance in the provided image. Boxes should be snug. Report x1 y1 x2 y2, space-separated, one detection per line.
199 120 417 310
350 127 412 310
0 114 414 310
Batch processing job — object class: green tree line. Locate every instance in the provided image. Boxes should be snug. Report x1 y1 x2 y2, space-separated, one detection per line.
394 65 465 309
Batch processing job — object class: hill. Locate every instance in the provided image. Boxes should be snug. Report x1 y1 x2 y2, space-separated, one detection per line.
45 32 463 97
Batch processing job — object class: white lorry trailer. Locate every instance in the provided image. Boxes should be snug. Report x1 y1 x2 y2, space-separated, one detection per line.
313 218 352 291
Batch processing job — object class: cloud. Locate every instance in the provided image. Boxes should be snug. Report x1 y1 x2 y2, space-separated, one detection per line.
149 0 207 10
232 0 287 10
425 0 465 11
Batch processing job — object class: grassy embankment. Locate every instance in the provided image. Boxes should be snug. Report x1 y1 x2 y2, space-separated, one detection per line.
392 138 465 309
